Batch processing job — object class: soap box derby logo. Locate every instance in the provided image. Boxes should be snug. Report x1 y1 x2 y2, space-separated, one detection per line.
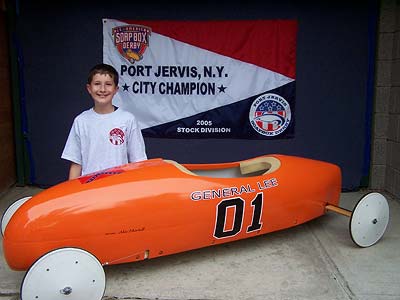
112 24 151 64
249 93 291 137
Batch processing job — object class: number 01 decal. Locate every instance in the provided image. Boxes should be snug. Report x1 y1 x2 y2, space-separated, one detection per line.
214 193 263 239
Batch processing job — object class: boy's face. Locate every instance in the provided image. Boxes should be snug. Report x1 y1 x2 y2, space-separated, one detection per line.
86 73 119 109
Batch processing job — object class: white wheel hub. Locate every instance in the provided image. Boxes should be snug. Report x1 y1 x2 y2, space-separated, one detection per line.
21 248 105 300
1 196 32 236
350 192 390 247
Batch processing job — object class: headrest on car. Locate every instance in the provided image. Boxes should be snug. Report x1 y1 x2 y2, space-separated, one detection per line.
164 160 197 176
240 156 281 175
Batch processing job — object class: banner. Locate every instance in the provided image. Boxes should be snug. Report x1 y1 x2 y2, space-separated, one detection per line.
103 19 297 139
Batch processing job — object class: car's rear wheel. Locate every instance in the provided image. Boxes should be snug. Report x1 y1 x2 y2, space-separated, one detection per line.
350 192 390 247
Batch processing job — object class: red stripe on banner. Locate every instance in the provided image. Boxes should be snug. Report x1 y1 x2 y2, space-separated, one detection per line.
121 20 297 79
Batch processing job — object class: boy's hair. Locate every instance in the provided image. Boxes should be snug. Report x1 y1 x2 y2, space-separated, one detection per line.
87 63 119 85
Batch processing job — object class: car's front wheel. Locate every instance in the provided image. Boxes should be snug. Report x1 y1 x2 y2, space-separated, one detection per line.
20 247 106 300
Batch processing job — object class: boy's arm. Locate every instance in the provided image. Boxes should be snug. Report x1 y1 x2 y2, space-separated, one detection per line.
69 162 82 180
127 118 147 162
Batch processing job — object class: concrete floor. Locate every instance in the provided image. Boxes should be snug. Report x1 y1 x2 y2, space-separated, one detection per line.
0 186 399 300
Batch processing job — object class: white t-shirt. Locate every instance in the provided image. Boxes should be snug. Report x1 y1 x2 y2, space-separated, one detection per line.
61 107 147 176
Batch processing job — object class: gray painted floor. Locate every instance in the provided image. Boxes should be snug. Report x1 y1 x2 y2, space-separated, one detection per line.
0 186 399 300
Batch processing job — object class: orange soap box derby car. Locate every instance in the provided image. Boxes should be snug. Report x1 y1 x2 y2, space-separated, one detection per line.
1 154 390 300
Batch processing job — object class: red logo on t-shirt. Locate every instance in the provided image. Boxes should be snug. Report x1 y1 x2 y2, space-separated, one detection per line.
109 128 125 145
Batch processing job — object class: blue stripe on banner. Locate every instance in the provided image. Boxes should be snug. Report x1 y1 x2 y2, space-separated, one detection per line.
142 82 295 139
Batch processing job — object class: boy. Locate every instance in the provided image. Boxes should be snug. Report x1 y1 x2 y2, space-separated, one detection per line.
62 63 147 179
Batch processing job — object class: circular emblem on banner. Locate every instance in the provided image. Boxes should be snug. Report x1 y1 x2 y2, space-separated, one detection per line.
249 93 291 137
109 128 125 145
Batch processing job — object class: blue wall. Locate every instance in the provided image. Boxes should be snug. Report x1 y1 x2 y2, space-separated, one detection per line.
16 0 376 189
